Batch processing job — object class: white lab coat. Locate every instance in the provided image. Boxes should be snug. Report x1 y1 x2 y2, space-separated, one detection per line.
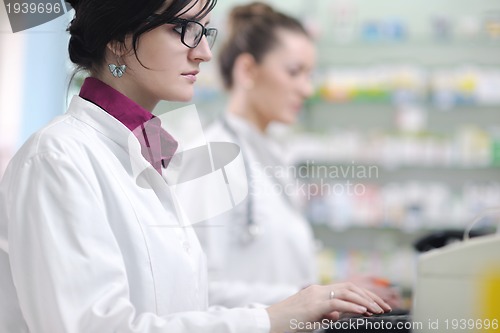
195 113 318 307
0 96 270 333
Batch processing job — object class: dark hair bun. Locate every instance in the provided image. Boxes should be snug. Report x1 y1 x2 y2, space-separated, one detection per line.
65 0 80 10
68 33 94 69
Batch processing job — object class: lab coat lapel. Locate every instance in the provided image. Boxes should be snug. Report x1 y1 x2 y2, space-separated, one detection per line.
67 96 179 223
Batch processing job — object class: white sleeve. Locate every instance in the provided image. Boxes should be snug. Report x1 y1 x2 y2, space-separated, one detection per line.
208 280 300 308
3 152 270 333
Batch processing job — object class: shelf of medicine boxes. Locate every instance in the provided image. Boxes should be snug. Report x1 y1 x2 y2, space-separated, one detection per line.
286 108 500 232
288 162 499 283
299 102 500 132
286 128 500 227
309 212 497 294
311 215 426 296
301 39 500 295
314 40 500 67
293 104 500 167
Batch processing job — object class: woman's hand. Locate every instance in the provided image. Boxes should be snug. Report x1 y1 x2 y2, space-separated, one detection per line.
265 282 392 333
348 275 404 310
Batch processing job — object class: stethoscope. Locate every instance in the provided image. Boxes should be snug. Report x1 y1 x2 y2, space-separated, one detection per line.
221 116 298 245
221 117 262 245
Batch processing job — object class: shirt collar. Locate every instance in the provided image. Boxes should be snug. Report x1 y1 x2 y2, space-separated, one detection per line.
79 77 178 174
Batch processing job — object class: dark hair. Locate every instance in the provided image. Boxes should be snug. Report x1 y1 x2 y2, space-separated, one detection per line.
67 0 217 73
218 2 309 89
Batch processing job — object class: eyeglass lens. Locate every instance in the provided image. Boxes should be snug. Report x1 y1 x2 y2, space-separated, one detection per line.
183 21 217 49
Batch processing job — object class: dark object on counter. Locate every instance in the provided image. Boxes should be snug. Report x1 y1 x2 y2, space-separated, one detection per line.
413 228 494 253
323 310 411 333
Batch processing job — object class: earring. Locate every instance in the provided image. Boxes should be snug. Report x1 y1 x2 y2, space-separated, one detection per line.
108 58 126 78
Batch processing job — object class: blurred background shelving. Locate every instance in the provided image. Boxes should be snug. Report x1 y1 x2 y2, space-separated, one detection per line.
189 0 500 299
2 0 500 309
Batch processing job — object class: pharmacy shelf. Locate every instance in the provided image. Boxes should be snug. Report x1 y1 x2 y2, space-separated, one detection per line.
311 224 420 292
312 224 427 251
316 41 500 67
310 224 497 261
311 223 496 294
295 162 500 189
300 103 500 132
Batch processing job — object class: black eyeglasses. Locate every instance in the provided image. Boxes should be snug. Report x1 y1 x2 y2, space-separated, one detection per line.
147 15 218 49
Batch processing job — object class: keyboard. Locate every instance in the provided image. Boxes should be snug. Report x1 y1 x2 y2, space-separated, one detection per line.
323 311 412 333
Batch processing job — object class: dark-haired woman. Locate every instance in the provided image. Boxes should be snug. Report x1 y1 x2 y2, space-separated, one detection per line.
0 0 390 332
198 2 401 309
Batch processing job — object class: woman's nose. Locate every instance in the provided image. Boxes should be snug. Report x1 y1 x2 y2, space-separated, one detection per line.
189 36 213 63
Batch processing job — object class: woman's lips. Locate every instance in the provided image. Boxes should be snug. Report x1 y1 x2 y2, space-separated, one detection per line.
181 71 199 83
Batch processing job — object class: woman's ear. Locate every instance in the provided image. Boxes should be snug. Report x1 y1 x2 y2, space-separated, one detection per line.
105 39 132 65
106 39 129 58
233 53 257 90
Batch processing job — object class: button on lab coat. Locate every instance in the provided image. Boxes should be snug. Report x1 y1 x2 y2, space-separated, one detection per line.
0 96 270 332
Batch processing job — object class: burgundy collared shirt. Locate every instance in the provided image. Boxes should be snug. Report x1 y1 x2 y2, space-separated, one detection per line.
79 77 178 175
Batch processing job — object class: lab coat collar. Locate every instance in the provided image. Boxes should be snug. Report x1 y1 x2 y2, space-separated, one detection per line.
67 95 154 181
224 113 267 142
224 113 284 167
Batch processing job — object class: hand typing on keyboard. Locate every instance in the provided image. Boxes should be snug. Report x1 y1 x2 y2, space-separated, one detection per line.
346 275 404 310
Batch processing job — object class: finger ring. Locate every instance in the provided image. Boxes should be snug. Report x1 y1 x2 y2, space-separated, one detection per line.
329 291 335 300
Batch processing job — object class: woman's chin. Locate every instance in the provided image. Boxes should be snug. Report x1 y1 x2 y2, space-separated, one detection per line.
165 89 194 103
